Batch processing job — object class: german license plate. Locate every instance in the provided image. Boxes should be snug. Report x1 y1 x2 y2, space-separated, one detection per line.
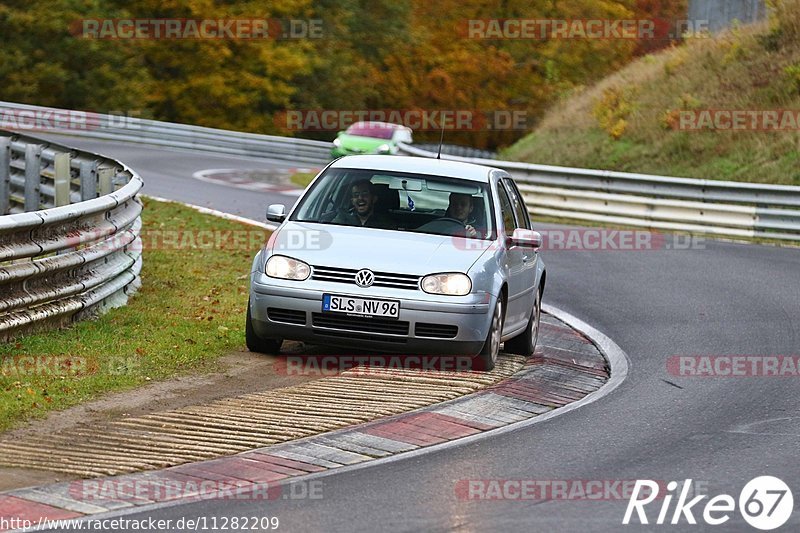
322 294 400 319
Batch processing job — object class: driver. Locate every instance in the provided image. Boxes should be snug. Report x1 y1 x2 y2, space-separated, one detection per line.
332 179 394 229
445 193 478 238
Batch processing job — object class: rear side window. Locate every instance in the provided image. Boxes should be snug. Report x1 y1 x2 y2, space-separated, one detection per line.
503 178 531 230
496 183 516 238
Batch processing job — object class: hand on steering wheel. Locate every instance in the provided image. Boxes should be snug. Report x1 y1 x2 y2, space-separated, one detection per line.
436 217 466 226
436 217 478 238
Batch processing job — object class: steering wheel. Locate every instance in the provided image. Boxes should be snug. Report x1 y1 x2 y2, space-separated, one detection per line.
435 217 466 227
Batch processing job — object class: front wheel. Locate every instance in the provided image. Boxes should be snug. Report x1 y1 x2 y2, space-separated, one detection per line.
245 300 282 354
505 288 541 357
473 298 504 371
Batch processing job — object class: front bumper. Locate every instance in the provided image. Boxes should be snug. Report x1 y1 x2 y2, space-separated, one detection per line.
249 274 494 356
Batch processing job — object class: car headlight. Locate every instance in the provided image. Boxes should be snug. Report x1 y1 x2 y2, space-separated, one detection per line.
421 273 472 296
265 255 311 281
332 138 341 147
376 143 391 154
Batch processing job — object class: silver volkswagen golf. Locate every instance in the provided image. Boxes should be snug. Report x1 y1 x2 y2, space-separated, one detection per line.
246 155 546 371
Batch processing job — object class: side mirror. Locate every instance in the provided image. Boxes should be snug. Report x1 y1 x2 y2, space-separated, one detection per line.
266 204 287 223
511 228 542 249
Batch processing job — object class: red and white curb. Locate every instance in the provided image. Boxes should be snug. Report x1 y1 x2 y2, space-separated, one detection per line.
0 306 628 531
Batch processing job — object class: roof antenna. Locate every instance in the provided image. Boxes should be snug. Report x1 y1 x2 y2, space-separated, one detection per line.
436 118 445 160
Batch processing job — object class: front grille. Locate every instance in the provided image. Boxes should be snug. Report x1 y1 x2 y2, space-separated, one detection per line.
267 308 306 325
312 312 409 336
314 330 407 344
415 323 458 339
312 265 420 290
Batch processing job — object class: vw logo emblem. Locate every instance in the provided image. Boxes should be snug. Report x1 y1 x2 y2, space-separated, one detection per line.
355 269 375 288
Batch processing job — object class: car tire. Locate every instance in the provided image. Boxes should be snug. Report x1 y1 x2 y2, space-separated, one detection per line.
245 300 282 355
473 297 504 372
505 288 541 357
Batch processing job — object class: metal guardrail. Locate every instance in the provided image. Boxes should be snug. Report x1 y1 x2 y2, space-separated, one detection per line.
410 143 496 160
0 101 333 166
2 101 797 241
0 130 143 340
398 143 800 241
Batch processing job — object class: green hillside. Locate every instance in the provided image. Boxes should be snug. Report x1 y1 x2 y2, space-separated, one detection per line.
502 1 800 185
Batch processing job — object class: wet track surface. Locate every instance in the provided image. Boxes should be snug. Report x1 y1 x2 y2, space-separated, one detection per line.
37 137 800 532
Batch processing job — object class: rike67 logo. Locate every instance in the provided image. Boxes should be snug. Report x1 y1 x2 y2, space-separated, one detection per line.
623 477 794 530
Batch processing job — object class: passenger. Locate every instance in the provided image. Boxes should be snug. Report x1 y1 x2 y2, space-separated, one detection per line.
445 192 478 238
333 180 394 229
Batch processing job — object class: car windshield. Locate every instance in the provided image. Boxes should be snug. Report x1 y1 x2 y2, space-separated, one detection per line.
291 168 496 240
344 123 396 139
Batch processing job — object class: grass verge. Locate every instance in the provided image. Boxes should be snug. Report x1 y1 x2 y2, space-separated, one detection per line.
0 198 270 432
502 1 800 185
290 171 317 189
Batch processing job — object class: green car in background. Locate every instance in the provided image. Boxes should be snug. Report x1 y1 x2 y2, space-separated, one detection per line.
331 121 413 158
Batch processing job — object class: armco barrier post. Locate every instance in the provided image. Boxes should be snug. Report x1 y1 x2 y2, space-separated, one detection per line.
80 160 98 200
24 144 42 211
0 137 9 215
54 152 71 207
98 168 113 196
0 129 144 339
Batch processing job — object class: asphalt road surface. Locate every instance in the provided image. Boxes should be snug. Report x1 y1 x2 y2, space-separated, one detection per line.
41 137 800 532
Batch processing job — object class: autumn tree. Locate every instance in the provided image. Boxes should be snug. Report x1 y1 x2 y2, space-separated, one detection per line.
0 0 152 112
107 0 315 133
0 0 691 148
633 0 690 55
